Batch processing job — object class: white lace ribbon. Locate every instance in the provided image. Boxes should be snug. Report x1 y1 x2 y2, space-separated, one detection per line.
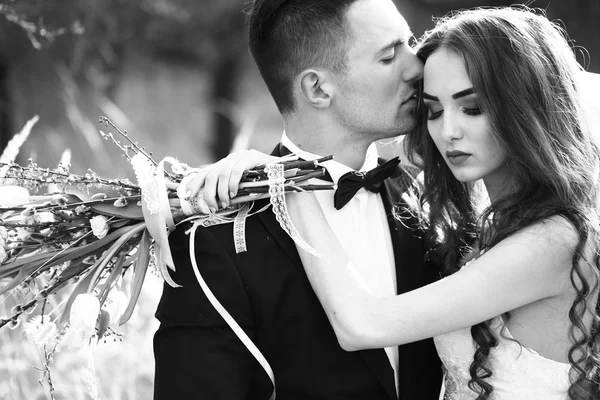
265 162 321 257
233 202 252 253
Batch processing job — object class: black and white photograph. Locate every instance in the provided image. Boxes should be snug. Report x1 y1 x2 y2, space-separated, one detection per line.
0 1 599 399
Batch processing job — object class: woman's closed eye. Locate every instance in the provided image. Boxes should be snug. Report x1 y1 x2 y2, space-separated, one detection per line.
462 106 482 116
425 105 443 121
426 106 482 120
427 110 443 121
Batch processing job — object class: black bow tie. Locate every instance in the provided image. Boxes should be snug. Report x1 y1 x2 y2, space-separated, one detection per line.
272 143 400 210
333 157 400 210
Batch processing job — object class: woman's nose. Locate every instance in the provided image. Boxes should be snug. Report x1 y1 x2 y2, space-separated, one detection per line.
441 113 463 141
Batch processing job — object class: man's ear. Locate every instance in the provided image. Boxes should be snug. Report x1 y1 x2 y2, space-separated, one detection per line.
298 69 334 109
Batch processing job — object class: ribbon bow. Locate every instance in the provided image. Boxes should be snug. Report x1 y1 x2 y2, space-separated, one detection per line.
333 157 400 210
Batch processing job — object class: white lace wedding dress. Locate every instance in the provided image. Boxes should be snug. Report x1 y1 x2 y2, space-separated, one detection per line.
434 318 571 400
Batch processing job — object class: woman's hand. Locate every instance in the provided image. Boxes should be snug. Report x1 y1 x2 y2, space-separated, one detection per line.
184 150 278 212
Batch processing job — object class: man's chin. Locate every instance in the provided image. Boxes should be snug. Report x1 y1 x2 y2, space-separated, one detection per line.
375 128 412 141
394 114 418 136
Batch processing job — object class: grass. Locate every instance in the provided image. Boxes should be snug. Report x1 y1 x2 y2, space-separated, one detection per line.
0 275 162 400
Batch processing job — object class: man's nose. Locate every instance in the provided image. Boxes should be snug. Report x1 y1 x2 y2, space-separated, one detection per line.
402 51 423 83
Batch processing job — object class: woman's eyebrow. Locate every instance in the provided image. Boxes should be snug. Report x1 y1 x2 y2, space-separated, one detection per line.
452 88 475 99
422 88 475 101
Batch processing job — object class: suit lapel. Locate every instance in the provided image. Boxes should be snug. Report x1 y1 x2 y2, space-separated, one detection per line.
357 350 398 400
380 170 424 296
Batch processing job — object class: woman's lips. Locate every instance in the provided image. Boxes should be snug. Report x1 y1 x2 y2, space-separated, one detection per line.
446 151 471 166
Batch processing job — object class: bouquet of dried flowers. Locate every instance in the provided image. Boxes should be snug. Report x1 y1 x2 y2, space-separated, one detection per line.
0 116 332 380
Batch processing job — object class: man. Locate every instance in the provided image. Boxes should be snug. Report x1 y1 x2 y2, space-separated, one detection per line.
153 0 442 399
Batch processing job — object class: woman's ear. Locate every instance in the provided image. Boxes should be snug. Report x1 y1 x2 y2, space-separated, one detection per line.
298 69 334 109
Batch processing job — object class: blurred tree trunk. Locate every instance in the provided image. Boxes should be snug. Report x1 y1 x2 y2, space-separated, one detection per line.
213 55 241 159
0 53 10 153
211 9 246 159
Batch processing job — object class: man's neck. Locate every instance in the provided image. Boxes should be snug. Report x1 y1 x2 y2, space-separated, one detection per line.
284 120 372 170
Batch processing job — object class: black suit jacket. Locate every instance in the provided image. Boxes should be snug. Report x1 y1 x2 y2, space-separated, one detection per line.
154 146 442 400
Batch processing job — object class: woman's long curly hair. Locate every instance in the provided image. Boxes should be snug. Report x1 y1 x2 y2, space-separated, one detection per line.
405 7 600 399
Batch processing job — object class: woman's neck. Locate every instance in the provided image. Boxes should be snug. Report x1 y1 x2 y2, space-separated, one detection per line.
483 175 518 204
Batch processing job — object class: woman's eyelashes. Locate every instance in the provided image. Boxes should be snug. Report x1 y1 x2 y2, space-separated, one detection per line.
423 102 442 120
462 106 482 116
424 104 482 120
427 109 443 120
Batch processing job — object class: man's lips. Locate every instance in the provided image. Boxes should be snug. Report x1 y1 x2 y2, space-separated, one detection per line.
445 150 471 166
401 91 418 105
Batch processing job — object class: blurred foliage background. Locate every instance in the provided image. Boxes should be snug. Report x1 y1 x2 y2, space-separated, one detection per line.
0 0 598 399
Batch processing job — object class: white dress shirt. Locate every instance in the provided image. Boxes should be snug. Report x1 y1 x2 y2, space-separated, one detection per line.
281 133 399 393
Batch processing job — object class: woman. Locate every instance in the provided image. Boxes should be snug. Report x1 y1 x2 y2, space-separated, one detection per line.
190 7 600 399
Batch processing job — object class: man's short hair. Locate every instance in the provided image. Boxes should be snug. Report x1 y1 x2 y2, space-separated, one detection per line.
248 0 357 114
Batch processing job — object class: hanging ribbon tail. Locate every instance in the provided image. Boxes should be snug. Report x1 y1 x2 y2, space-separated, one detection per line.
233 202 252 254
131 154 180 287
154 157 178 269
154 245 181 288
139 200 180 287
186 223 276 400
265 162 321 258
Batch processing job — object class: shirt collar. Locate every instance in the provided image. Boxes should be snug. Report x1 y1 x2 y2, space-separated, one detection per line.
281 132 379 183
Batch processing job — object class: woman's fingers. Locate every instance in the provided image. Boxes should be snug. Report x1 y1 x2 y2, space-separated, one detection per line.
201 151 252 210
227 150 278 200
188 150 282 212
216 153 242 209
202 157 232 212
183 168 209 200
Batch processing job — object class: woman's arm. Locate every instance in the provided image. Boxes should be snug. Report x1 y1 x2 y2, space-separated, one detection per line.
287 192 576 350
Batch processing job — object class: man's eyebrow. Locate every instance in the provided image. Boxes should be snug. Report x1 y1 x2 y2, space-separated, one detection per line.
422 88 476 101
